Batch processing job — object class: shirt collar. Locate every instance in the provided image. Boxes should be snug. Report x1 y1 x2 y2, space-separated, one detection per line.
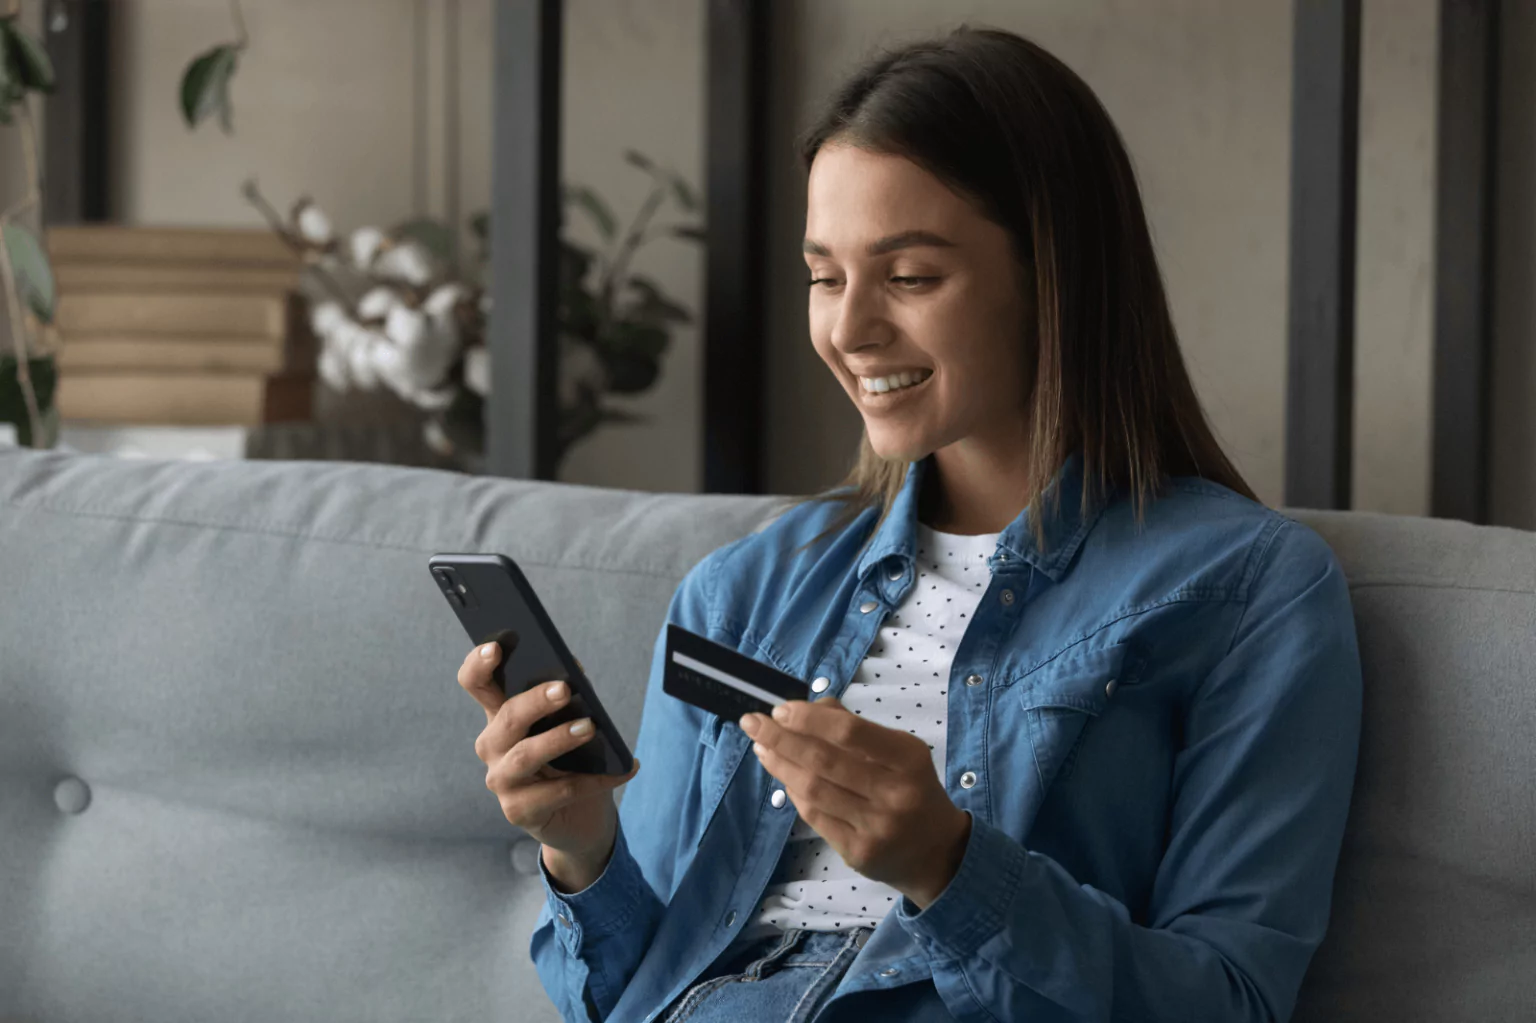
855 449 1106 584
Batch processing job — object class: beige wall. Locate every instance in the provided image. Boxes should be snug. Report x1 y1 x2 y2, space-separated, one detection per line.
765 0 1439 515
106 0 705 493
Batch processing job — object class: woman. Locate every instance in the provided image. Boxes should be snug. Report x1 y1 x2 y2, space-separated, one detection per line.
459 26 1362 1023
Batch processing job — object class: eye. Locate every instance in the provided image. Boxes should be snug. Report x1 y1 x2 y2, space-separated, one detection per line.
807 277 841 289
890 276 938 289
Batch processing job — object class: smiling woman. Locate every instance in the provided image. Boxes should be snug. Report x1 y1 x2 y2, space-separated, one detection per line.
515 25 1363 1023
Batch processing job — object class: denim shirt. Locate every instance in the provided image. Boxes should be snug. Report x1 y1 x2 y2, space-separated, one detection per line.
530 452 1363 1023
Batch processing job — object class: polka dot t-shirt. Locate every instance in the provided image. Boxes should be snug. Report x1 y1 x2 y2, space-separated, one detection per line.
734 523 1000 944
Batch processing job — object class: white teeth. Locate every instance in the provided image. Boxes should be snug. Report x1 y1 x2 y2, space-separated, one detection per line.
859 369 930 394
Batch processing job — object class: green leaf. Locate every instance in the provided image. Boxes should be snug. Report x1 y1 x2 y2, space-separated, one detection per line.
392 217 456 263
3 222 55 323
624 149 656 173
623 275 691 325
563 184 617 241
668 173 699 213
4 19 54 92
596 406 647 425
180 44 239 132
0 353 59 447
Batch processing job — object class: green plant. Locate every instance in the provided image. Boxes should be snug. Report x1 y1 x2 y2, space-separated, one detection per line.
0 3 59 448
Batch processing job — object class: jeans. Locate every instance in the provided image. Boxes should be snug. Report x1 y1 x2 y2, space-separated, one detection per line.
657 927 872 1023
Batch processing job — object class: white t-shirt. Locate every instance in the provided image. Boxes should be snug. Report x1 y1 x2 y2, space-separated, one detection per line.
734 522 1000 945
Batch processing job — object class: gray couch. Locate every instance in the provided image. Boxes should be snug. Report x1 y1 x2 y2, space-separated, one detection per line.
2 447 1532 1022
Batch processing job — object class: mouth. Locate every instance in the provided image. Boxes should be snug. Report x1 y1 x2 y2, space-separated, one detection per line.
855 368 932 407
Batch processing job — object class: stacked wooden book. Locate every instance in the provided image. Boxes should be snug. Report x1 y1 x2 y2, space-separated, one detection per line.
47 226 317 426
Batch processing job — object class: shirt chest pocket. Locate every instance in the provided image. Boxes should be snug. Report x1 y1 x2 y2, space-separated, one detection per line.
1016 642 1144 791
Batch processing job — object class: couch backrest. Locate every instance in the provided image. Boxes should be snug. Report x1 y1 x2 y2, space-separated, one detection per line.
1 449 1532 1022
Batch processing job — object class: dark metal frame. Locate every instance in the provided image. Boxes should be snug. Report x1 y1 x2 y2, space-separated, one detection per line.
1284 0 1361 511
702 0 770 494
486 0 563 480
43 0 112 223
1430 0 1500 523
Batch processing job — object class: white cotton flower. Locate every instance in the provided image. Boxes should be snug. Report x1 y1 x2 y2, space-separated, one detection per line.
374 240 435 286
347 330 389 390
383 304 430 351
310 300 349 340
463 345 489 397
318 347 350 391
295 202 335 247
407 382 459 411
349 226 387 270
424 282 466 318
356 286 403 323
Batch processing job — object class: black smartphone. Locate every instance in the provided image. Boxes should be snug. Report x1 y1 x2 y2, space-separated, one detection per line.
429 552 633 775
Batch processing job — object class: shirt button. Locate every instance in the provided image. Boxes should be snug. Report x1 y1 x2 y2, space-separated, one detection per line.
959 770 978 789
557 913 571 928
1105 678 1119 698
725 910 737 927
771 788 787 808
886 565 902 581
811 676 830 693
879 967 900 978
999 589 1015 606
859 600 878 614
996 551 1009 562
965 673 983 687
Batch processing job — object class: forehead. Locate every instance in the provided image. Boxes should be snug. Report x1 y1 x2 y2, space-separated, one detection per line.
805 144 977 243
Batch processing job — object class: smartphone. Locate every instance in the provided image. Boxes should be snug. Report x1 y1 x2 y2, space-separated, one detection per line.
429 552 633 775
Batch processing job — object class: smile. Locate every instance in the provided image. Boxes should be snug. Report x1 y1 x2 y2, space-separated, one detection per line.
857 369 932 394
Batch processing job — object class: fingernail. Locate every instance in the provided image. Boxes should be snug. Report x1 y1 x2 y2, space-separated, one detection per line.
771 704 789 722
479 643 496 659
739 713 759 736
752 742 766 757
545 681 567 700
569 719 592 736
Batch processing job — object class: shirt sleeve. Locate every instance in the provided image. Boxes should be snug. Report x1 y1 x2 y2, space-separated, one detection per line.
894 518 1365 1022
529 544 730 1023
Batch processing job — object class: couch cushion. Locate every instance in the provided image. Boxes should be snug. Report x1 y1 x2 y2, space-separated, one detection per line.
0 448 786 1023
1289 509 1536 1021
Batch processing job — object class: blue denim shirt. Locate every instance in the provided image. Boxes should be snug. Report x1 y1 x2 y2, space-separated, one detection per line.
530 452 1363 1023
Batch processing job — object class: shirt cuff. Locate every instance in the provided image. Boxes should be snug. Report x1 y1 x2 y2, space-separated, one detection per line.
895 811 1025 959
539 823 654 953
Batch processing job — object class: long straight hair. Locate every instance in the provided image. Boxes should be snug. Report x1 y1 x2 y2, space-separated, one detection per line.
790 26 1257 552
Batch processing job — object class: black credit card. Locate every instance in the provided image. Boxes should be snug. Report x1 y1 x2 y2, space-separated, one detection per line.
663 624 811 722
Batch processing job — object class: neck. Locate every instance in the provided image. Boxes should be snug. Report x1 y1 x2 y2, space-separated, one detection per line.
919 437 1032 535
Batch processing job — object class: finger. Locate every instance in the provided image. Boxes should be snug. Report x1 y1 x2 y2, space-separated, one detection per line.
474 677 574 762
796 800 858 856
457 642 506 722
498 759 641 822
752 738 871 826
495 716 602 784
768 698 914 766
746 711 885 797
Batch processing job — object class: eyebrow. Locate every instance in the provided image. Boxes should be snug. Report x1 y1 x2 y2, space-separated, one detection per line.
802 230 957 258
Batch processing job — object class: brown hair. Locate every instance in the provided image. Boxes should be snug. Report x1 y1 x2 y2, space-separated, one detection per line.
790 26 1257 552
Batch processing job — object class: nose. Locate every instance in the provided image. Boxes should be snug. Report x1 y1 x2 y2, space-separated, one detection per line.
829 276 893 354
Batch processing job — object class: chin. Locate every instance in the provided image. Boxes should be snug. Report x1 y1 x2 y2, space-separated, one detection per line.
865 426 937 464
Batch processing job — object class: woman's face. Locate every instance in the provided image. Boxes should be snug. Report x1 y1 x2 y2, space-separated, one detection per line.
804 143 1032 464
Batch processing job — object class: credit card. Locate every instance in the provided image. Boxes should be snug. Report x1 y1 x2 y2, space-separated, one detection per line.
663 624 811 722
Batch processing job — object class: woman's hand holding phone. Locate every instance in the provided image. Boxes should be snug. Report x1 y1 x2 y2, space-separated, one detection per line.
458 641 640 892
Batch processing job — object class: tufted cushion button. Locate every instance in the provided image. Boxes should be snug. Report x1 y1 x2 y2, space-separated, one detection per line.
54 776 91 814
510 839 544 876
